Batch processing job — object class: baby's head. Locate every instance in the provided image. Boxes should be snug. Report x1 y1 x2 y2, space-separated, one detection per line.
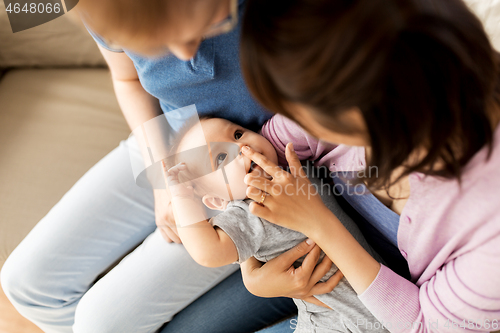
170 117 278 211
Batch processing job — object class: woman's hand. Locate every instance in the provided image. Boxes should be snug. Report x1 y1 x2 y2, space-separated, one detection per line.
240 239 343 307
153 189 181 243
242 143 334 235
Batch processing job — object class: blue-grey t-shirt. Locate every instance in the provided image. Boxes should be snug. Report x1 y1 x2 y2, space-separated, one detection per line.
86 0 272 133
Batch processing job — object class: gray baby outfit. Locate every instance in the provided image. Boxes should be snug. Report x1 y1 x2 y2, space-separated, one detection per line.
210 176 389 333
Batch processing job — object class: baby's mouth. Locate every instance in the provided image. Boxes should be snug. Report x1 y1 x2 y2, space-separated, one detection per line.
249 161 256 173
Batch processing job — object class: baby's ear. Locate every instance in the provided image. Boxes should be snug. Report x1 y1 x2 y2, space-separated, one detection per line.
202 194 229 211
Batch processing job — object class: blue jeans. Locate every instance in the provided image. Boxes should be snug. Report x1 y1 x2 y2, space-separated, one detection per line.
256 316 297 333
161 270 296 333
0 136 296 333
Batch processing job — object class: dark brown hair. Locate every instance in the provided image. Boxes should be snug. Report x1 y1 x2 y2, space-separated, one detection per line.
241 0 500 189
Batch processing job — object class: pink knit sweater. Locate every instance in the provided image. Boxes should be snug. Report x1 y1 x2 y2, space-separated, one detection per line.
261 115 500 333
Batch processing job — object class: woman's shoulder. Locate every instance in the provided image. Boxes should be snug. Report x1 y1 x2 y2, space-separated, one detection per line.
412 124 500 205
400 130 500 283
402 126 500 256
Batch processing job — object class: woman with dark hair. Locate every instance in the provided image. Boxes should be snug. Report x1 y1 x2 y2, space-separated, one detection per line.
238 0 500 332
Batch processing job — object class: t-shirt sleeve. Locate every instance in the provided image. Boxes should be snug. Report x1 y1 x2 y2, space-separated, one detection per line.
83 22 124 53
209 201 266 263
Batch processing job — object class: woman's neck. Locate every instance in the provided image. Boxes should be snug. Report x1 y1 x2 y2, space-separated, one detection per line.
489 102 500 131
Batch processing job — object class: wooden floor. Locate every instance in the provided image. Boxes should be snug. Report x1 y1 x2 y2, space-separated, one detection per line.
0 284 42 333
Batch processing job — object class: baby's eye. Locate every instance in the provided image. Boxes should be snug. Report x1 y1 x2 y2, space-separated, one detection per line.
215 152 227 168
234 130 243 140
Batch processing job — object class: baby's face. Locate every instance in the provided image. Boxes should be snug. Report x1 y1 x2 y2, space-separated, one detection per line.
177 118 278 201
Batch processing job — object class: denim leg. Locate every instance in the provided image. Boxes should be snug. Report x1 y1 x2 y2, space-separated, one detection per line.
73 229 238 333
161 270 297 333
256 315 298 333
1 136 154 332
0 136 237 333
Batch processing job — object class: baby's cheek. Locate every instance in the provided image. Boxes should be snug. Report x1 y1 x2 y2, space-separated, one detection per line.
227 177 248 200
224 159 248 200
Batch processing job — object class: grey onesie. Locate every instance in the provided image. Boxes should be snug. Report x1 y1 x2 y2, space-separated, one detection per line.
210 176 389 333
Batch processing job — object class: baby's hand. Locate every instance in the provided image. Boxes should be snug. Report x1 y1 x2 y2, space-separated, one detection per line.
161 161 195 198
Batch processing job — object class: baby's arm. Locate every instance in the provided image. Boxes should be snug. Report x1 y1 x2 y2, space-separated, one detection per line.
163 162 238 267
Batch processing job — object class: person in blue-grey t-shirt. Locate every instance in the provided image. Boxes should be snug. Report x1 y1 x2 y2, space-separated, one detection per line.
0 0 302 332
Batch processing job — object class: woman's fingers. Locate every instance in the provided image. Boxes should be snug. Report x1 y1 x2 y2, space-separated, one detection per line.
270 239 317 271
248 201 272 221
159 228 173 242
244 174 273 193
309 269 344 296
285 143 307 179
240 257 265 293
241 145 282 178
159 225 182 243
309 254 333 284
246 187 274 209
297 244 322 278
302 296 332 310
241 256 264 274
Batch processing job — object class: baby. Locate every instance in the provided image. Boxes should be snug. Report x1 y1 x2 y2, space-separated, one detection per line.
163 116 387 333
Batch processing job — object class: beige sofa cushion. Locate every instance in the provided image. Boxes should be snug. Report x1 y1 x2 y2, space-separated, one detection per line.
0 2 105 68
0 69 129 267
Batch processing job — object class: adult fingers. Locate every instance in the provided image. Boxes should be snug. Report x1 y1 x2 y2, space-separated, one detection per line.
268 239 317 271
159 228 173 242
244 174 273 193
309 253 333 285
302 296 332 310
160 225 182 243
246 187 273 207
309 269 344 295
241 256 264 274
241 146 282 178
240 257 265 296
285 143 307 179
296 244 322 278
248 201 273 221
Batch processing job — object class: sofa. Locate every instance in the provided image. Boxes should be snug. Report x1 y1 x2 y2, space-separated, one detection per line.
0 0 499 332
0 4 129 331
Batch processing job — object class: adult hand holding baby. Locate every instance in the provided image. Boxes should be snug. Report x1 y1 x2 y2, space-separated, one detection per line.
242 143 335 237
241 142 346 307
240 239 343 309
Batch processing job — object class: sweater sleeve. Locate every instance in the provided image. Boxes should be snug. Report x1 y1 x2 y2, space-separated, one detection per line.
260 114 337 167
359 237 500 333
261 114 366 172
